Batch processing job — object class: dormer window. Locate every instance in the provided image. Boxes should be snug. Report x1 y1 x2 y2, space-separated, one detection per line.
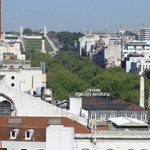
121 113 127 117
26 131 30 138
12 131 15 137
10 129 19 139
131 113 137 119
141 114 147 121
91 113 96 120
25 129 34 140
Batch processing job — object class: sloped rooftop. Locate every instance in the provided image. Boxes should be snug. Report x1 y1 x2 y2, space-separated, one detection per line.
82 97 146 111
0 116 90 142
108 117 148 127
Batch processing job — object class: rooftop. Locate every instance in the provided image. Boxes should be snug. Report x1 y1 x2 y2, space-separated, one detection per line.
108 117 148 127
0 116 90 141
82 97 146 111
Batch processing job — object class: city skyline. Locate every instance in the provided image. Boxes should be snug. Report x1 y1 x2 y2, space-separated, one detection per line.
3 0 150 33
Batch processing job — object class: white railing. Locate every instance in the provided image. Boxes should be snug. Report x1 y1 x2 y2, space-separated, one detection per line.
75 130 150 139
20 37 25 52
23 36 43 39
46 36 59 52
0 67 42 71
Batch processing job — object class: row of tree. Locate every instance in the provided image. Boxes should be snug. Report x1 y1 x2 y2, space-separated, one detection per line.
47 31 83 51
26 51 150 106
22 29 83 51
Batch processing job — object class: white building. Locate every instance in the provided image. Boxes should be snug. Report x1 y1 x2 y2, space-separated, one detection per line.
75 30 121 67
0 35 25 60
1 116 150 150
75 34 99 56
139 28 150 41
138 58 150 75
0 117 89 150
0 67 44 93
0 83 87 125
122 36 150 76
122 41 150 60
0 83 149 150
123 55 150 75
0 33 47 94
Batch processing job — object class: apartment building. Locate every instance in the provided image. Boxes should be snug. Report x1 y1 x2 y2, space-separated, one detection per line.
75 30 121 67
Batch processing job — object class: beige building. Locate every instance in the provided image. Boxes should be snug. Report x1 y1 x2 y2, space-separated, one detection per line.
0 34 25 60
0 67 43 93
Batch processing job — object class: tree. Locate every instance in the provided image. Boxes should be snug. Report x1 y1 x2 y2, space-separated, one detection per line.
26 51 150 105
47 31 83 51
23 28 32 36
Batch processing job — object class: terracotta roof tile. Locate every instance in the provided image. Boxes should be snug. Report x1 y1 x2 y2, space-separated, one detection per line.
123 104 146 111
0 116 90 142
0 127 46 142
82 97 147 111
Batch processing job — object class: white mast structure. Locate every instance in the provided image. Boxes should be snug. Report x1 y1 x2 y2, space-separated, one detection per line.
140 76 145 108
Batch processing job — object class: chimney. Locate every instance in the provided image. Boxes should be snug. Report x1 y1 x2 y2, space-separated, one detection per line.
140 76 144 108
68 97 82 116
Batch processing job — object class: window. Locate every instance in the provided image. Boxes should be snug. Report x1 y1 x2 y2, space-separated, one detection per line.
141 114 147 121
100 113 106 121
26 131 30 138
109 113 116 118
11 83 15 87
10 129 19 139
131 113 137 119
91 113 96 120
12 131 15 137
0 101 11 116
25 129 34 140
121 113 127 117
11 76 15 80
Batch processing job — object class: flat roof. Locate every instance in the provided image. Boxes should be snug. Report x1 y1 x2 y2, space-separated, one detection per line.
108 117 148 127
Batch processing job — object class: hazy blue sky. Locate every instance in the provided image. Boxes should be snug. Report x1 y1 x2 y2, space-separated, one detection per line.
2 0 150 32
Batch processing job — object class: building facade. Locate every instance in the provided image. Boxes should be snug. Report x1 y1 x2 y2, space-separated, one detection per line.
82 97 148 124
74 30 121 68
0 117 150 150
139 28 150 41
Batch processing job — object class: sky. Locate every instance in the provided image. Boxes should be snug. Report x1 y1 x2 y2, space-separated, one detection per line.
2 0 150 33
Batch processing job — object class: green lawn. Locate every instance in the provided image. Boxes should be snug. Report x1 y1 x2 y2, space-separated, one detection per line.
45 38 54 52
23 38 53 53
